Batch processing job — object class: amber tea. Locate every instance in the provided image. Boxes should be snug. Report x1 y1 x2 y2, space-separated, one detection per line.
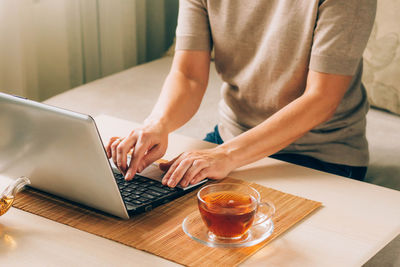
198 191 257 238
0 196 14 216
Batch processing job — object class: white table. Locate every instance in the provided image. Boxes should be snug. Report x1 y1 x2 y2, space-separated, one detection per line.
1 115 399 266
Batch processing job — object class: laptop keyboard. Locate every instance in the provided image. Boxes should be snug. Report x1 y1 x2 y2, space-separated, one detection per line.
113 172 179 211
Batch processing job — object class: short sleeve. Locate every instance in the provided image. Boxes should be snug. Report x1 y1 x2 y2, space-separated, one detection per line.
310 0 377 75
175 0 212 51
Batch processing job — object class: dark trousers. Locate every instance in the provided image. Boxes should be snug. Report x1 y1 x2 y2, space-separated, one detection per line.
204 125 367 181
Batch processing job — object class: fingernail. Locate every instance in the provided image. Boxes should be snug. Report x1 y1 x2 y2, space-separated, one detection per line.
168 179 174 187
125 171 131 180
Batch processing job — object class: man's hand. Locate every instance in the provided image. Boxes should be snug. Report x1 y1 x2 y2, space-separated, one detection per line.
160 147 232 187
106 120 169 180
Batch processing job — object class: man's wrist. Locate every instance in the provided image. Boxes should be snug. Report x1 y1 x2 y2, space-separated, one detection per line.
216 143 241 170
143 116 171 134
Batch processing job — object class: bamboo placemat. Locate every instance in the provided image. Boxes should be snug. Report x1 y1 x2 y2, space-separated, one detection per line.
13 177 321 266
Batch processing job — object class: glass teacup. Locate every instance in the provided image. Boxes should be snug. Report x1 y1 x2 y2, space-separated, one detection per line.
197 183 275 241
0 177 30 216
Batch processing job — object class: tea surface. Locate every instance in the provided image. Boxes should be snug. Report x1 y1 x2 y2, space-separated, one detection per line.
198 191 256 238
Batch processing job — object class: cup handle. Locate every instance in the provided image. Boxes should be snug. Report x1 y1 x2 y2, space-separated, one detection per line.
253 201 275 226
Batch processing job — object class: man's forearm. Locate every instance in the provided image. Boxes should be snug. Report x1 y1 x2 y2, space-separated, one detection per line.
219 93 331 168
145 51 211 133
145 70 207 133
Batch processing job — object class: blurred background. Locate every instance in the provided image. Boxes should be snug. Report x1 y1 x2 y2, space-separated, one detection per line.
0 0 178 101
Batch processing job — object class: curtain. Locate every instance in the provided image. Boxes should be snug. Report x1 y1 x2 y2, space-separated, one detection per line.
0 0 178 101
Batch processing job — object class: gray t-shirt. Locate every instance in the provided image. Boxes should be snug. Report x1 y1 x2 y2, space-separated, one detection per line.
175 0 376 166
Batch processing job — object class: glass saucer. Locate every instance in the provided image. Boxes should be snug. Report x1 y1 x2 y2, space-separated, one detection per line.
182 211 274 248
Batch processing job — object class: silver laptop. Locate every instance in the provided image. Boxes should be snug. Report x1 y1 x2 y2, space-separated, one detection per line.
0 92 205 219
